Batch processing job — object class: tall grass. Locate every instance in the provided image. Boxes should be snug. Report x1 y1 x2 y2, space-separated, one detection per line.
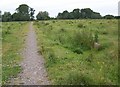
34 19 118 85
2 22 28 84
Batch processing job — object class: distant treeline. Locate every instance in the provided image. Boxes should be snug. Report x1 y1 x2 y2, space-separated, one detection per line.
0 4 119 22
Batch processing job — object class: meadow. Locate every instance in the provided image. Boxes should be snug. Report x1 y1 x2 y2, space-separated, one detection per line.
1 19 118 85
33 19 118 85
2 22 28 84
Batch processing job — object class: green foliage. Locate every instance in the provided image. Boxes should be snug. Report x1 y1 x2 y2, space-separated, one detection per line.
73 29 94 50
57 8 102 19
2 4 35 21
36 11 50 20
2 12 12 22
104 15 115 19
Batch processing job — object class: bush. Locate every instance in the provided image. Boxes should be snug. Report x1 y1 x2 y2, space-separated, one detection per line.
72 47 83 54
73 29 94 50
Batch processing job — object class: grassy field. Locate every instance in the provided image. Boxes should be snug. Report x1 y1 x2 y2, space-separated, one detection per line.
34 19 118 85
2 22 28 84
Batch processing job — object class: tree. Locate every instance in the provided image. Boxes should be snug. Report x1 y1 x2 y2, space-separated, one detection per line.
81 8 93 18
36 11 50 20
30 8 35 20
57 10 75 19
72 8 81 19
115 16 120 19
57 13 63 19
2 12 12 22
104 15 114 19
12 4 35 21
69 12 74 19
91 12 102 19
57 8 102 19
62 10 70 19
15 4 30 21
11 12 21 21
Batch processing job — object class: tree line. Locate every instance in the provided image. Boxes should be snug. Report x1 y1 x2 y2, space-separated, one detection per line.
1 4 119 22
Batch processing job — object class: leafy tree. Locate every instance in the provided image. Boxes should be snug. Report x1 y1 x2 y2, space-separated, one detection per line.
62 10 70 19
36 11 50 20
104 15 114 19
57 10 74 19
30 8 35 20
57 8 102 19
11 12 20 21
2 12 12 22
69 12 74 19
81 8 93 18
72 8 81 19
12 4 35 21
57 13 63 19
91 12 102 19
15 4 30 21
115 16 120 19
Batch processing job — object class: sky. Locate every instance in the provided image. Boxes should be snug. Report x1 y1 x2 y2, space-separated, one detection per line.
0 0 119 17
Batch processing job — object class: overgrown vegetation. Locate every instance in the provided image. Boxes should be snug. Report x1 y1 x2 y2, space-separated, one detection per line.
34 19 118 85
2 22 28 84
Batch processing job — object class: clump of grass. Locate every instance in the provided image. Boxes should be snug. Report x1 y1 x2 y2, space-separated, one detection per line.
73 29 94 51
52 21 56 23
60 28 66 32
48 52 56 63
49 25 53 30
72 47 83 54
56 71 93 85
77 23 85 28
45 22 49 25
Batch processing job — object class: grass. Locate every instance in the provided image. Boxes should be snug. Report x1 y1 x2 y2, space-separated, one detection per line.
2 22 29 85
34 19 118 85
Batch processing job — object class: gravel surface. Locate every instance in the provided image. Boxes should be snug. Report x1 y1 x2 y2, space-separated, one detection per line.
9 22 50 85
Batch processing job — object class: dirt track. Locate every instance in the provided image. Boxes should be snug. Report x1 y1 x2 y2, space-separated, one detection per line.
10 22 50 85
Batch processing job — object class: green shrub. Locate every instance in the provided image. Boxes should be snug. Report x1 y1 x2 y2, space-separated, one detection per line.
72 47 83 54
73 29 94 51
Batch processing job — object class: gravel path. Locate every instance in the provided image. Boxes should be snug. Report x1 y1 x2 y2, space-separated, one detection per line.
10 22 50 85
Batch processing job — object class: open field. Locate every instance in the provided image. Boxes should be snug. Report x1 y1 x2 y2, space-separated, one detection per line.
1 19 118 85
2 22 28 84
34 19 118 85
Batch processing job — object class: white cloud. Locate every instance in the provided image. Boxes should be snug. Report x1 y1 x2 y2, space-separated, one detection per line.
0 0 119 17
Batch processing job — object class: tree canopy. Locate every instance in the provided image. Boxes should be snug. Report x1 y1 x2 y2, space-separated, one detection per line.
2 4 35 21
2 12 12 22
103 15 115 19
36 11 50 20
57 8 102 19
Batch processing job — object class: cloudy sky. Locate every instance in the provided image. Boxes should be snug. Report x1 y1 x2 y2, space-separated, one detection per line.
0 0 119 17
